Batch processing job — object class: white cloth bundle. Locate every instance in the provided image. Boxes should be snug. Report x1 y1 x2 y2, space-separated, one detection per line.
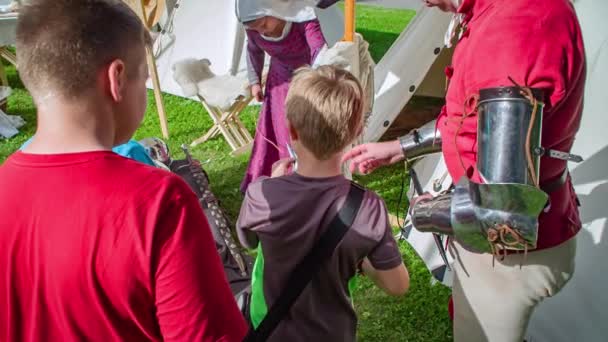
235 0 319 23
313 33 375 125
172 58 250 110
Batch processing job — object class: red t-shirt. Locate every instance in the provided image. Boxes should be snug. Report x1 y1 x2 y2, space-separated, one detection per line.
438 0 586 249
0 151 247 341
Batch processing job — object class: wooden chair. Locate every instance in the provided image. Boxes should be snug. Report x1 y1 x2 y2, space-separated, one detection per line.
191 94 254 156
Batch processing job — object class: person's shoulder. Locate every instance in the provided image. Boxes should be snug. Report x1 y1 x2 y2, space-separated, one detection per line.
495 0 577 26
106 156 195 204
538 0 581 33
360 187 388 216
351 185 391 238
245 175 270 194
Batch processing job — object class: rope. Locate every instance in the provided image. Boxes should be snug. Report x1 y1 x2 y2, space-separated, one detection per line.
453 93 479 177
507 77 540 188
152 0 182 59
486 224 531 267
256 129 282 154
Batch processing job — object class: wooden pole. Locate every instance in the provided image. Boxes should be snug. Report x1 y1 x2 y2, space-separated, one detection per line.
145 45 170 138
132 0 170 138
344 0 355 42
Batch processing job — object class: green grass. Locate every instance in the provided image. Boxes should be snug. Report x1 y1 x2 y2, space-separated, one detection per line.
0 5 451 341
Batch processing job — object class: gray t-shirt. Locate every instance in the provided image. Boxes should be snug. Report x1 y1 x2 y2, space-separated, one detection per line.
237 173 403 342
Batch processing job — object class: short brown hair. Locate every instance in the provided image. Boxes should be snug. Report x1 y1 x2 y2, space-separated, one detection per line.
286 66 364 160
16 0 151 99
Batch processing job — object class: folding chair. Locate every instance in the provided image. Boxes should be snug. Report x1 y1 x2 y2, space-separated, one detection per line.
191 93 254 156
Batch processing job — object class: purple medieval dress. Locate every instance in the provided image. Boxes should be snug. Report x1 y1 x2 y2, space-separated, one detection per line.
240 19 326 192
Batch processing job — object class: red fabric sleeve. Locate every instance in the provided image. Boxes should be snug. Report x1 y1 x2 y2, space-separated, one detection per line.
465 8 579 117
153 181 247 342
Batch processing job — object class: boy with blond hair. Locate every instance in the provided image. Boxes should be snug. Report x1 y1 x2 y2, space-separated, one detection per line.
237 66 410 341
0 1 247 340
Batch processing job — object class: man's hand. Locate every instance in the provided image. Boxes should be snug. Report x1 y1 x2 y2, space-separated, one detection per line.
271 158 295 178
341 140 404 175
250 84 264 102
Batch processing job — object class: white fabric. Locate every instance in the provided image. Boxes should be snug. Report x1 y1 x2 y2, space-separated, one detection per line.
261 21 292 41
451 237 577 342
444 0 463 48
313 33 375 117
443 13 463 48
235 0 318 23
172 58 249 111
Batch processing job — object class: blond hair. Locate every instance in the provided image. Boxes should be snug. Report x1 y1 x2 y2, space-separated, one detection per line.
286 66 364 160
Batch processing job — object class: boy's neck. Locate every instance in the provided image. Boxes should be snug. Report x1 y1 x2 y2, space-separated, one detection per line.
24 96 116 154
294 148 343 178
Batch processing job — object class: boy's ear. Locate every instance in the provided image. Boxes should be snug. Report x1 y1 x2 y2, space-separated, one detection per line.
288 122 299 140
355 122 364 138
107 59 127 102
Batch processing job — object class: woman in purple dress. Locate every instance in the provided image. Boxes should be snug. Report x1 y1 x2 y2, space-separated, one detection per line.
236 0 327 192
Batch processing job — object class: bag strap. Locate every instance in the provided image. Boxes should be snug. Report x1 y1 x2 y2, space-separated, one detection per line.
243 182 366 342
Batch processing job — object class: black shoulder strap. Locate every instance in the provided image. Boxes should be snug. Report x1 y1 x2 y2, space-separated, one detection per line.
243 182 366 342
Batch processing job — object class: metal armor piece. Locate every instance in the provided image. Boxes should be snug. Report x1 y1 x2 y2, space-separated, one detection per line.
410 193 454 235
398 119 442 162
477 86 544 185
410 177 548 253
450 177 548 252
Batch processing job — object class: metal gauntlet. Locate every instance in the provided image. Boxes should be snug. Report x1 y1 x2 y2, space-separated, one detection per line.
398 119 442 162
410 178 548 253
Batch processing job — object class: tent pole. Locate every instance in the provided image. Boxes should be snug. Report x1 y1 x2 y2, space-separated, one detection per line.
132 0 170 138
344 0 355 42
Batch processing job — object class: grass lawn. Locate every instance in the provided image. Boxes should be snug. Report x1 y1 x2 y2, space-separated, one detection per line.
0 4 451 341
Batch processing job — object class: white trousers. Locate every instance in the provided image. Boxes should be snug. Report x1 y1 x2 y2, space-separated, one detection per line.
450 236 577 342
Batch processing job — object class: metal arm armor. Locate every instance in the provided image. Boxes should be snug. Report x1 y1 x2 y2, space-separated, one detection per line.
398 119 442 162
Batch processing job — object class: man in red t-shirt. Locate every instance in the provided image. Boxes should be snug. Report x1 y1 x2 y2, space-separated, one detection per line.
343 0 585 340
0 1 247 341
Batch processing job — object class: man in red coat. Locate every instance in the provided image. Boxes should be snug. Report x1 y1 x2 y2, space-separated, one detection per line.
343 0 586 340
